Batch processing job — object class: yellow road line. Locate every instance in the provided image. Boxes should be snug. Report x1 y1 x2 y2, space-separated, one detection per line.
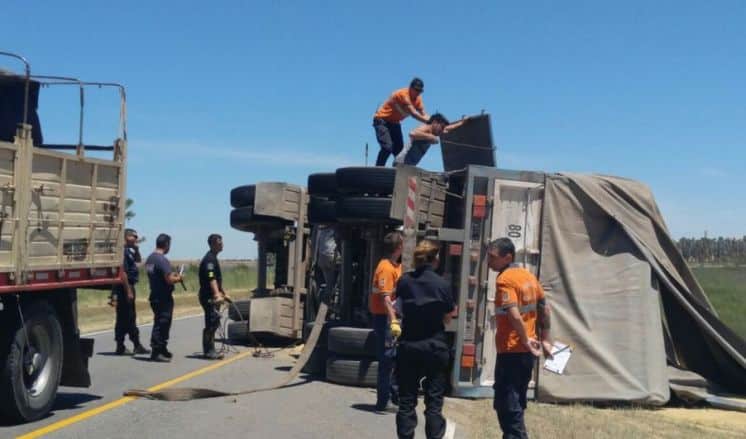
17 350 255 439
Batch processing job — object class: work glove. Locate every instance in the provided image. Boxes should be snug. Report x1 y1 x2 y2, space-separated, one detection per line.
390 319 402 339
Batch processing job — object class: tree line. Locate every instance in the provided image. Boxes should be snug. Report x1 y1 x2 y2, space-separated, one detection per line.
676 236 746 264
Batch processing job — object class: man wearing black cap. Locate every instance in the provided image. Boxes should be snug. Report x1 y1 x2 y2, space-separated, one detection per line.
113 228 150 355
372 78 430 166
198 234 228 360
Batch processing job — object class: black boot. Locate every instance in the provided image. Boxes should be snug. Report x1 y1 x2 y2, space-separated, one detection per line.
116 341 131 355
203 329 223 360
133 342 150 355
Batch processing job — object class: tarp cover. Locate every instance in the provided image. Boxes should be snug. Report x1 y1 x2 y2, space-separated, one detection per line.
537 173 746 405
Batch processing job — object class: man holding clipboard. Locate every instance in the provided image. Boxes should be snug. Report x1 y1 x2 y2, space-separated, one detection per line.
487 238 553 439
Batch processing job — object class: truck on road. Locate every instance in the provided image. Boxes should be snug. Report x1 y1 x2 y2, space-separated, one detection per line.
0 51 127 422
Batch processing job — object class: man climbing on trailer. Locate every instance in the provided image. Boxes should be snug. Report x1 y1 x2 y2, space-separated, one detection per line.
372 78 429 166
396 113 471 167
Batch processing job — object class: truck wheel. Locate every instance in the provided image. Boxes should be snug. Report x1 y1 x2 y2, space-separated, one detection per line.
308 197 336 224
230 185 256 208
327 327 376 357
336 197 400 224
230 207 293 231
301 346 327 377
336 167 395 195
302 321 345 348
308 173 337 197
228 299 251 322
326 356 378 387
227 321 249 342
0 301 63 423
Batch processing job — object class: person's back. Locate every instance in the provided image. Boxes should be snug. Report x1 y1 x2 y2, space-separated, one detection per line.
397 266 453 343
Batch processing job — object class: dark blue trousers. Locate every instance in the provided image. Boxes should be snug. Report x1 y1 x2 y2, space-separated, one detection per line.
373 314 397 408
493 352 535 439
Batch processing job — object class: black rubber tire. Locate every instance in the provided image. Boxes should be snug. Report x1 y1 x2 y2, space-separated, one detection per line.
230 185 256 208
327 327 376 357
227 321 249 341
336 167 395 195
336 197 399 224
308 173 337 197
302 321 345 348
308 197 337 224
0 301 63 423
230 207 293 232
228 299 251 322
301 347 327 377
326 356 378 387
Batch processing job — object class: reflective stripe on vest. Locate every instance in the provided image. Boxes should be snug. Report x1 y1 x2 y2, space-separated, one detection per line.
495 303 537 315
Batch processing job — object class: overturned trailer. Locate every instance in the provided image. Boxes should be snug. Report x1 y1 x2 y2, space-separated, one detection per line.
230 113 745 406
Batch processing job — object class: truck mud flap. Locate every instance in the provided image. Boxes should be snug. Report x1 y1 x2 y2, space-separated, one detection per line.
60 336 93 387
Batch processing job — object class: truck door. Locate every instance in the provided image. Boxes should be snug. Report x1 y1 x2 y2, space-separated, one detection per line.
480 179 544 386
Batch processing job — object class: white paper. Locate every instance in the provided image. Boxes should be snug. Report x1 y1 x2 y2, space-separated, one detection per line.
543 341 572 374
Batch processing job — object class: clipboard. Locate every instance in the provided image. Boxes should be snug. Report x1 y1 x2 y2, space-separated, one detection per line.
543 341 572 374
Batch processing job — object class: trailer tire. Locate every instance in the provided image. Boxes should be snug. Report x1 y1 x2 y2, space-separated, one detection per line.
308 173 337 197
228 299 252 322
230 207 293 231
301 347 327 377
230 185 256 208
336 197 399 224
0 301 63 423
327 327 376 357
308 197 337 224
302 321 345 348
326 356 378 387
336 167 395 195
227 321 249 341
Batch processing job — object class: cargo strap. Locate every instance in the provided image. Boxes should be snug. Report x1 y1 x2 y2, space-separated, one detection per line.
123 303 328 401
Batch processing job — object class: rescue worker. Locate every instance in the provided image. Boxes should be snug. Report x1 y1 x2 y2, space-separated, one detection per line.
395 240 455 439
198 234 228 360
146 233 184 362
486 238 553 439
370 231 403 412
113 228 150 355
373 78 430 166
396 114 471 167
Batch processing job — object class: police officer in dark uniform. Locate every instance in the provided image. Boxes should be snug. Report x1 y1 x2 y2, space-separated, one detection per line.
394 240 456 439
113 228 150 355
198 234 228 360
146 233 184 362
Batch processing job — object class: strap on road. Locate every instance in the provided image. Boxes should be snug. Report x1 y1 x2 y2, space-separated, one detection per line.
123 302 328 401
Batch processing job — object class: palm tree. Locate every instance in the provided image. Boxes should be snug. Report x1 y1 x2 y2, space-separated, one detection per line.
125 198 135 223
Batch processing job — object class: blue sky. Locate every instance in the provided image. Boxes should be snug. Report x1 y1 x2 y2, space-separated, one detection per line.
2 1 744 259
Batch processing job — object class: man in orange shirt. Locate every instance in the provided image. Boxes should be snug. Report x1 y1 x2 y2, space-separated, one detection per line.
487 238 553 439
372 78 429 166
369 231 403 412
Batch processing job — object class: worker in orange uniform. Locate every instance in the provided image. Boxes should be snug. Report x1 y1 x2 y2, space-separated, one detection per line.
372 78 429 166
369 231 404 412
486 238 553 439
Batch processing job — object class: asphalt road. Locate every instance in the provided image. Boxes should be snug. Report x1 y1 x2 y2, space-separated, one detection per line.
2 315 457 439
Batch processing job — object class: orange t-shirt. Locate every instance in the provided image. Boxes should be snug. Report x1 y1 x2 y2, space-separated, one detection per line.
494 267 545 353
369 258 402 315
374 88 425 123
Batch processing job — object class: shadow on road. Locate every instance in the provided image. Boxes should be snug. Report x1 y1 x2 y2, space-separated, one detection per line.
351 403 383 413
53 392 103 411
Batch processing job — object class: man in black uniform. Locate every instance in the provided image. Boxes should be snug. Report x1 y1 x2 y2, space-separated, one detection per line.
395 240 456 439
146 233 184 362
198 234 228 360
113 229 150 355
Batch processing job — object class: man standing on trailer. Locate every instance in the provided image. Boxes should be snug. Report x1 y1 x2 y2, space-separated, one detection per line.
146 234 184 362
113 228 150 355
372 78 429 166
370 231 404 412
487 238 553 439
198 234 228 360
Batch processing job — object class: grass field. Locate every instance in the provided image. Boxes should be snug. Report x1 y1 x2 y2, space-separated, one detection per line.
692 265 746 339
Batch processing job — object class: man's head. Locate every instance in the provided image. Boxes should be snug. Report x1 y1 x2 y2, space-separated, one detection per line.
414 240 440 269
383 231 404 259
124 228 138 246
409 77 424 98
155 233 172 254
208 234 223 254
487 238 515 272
428 113 450 135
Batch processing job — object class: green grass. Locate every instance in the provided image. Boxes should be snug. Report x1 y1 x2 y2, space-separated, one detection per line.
692 265 746 339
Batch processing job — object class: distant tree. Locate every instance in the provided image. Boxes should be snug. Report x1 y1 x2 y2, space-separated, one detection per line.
125 198 135 222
